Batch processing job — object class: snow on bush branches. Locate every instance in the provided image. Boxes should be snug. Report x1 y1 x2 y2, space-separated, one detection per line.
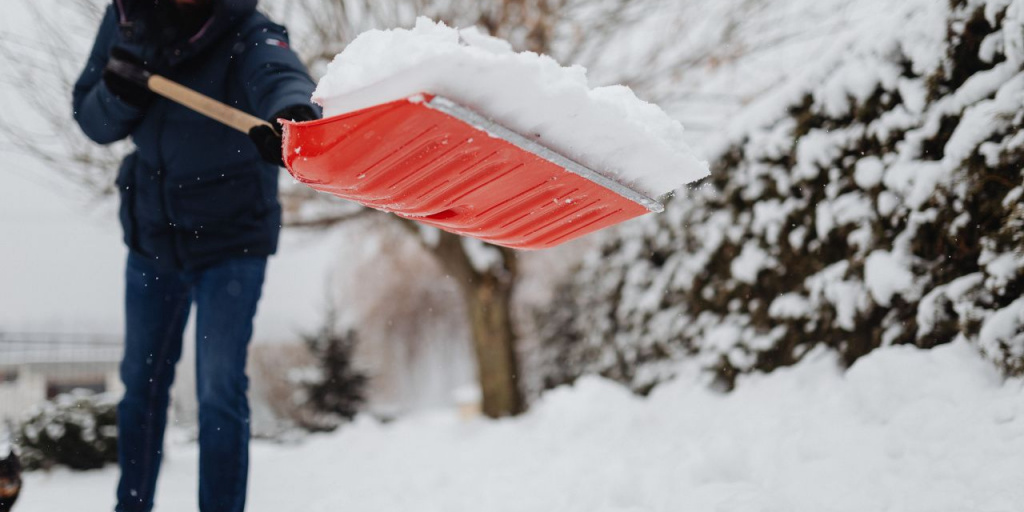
16 390 118 470
538 0 1024 392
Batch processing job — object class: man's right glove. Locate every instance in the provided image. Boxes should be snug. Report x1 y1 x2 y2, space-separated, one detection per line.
248 105 319 167
102 47 155 109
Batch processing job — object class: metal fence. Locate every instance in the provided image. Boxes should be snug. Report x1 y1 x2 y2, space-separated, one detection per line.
0 332 123 421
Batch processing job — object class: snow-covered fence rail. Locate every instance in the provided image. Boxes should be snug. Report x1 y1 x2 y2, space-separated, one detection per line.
0 332 122 366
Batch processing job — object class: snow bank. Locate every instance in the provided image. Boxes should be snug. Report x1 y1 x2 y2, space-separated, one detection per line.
18 343 1024 512
313 18 709 198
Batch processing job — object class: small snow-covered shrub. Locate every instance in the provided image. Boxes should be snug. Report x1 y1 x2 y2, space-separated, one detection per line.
16 390 118 470
538 0 1024 392
290 327 369 431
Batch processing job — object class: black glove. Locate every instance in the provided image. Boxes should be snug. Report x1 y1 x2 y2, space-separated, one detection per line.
102 47 155 109
248 105 319 167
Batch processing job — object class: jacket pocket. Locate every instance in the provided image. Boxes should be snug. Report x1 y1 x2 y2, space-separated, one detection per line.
115 153 138 248
165 164 269 230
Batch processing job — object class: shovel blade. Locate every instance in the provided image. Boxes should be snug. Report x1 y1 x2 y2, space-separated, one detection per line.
282 95 659 250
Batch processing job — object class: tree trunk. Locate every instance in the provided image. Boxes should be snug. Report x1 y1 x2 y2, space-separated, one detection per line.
430 230 524 417
465 273 523 417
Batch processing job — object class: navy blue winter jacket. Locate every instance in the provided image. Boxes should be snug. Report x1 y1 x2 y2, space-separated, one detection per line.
73 0 319 271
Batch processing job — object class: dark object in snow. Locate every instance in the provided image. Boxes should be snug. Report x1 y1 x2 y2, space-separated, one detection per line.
294 327 369 432
0 450 21 512
16 391 118 471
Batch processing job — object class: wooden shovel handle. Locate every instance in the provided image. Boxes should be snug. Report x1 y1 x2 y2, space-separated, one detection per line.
147 75 274 134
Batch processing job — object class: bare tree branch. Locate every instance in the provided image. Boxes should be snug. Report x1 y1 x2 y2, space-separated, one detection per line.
0 0 125 196
284 208 378 229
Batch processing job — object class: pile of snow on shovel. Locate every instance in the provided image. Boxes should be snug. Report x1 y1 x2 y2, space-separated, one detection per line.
313 18 709 198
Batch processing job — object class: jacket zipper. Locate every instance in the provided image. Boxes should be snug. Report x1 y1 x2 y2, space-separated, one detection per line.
154 106 181 269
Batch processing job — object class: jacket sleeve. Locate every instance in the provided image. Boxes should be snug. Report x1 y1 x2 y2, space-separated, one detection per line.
238 22 321 121
72 7 146 144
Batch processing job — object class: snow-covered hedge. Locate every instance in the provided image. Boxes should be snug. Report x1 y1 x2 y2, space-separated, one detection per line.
538 0 1024 392
16 390 118 470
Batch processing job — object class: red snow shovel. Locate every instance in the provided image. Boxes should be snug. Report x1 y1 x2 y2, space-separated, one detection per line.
110 60 664 249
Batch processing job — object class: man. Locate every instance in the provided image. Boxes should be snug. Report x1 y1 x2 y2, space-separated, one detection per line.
72 1 319 510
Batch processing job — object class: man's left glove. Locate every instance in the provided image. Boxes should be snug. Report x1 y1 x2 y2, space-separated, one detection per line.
249 105 319 167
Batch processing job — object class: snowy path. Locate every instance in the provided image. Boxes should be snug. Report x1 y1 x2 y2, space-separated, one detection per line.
19 342 1024 512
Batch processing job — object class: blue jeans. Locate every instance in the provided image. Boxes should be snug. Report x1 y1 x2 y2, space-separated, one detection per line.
116 251 267 512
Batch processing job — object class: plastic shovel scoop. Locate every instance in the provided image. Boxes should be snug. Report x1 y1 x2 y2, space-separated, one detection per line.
107 53 666 250
281 95 664 250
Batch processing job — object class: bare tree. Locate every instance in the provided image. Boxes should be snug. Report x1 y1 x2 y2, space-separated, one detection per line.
0 0 124 194
286 0 668 417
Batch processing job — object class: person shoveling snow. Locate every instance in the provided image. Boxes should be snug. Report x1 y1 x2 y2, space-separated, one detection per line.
73 1 319 511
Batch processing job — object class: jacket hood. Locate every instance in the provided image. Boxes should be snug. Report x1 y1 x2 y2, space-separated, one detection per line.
113 0 258 66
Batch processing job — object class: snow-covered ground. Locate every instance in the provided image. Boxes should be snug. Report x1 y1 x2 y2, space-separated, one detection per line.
17 342 1024 512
